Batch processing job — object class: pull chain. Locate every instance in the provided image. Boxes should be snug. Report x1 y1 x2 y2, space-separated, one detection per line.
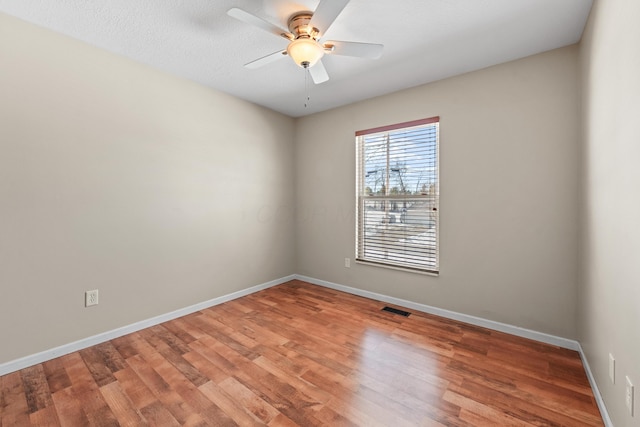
304 67 310 108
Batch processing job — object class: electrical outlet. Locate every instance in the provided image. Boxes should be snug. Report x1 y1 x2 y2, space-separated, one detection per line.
345 258 351 268
609 353 615 384
85 290 99 307
626 376 634 416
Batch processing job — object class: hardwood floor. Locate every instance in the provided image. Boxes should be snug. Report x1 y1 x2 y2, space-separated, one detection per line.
1 280 603 426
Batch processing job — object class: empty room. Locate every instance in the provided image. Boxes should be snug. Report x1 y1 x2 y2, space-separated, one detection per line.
1 0 638 425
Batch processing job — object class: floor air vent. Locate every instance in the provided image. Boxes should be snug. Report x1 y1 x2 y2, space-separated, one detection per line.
382 306 411 317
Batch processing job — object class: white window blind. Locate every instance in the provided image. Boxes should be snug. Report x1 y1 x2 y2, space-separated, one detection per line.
356 117 439 274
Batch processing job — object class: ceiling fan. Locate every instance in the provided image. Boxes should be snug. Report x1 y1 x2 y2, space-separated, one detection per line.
227 0 383 84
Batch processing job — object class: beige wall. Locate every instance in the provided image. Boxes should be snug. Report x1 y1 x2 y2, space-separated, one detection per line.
579 0 640 425
0 14 295 364
295 46 581 338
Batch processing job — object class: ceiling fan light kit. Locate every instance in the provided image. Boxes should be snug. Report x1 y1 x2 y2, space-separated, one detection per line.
287 38 324 68
227 0 383 84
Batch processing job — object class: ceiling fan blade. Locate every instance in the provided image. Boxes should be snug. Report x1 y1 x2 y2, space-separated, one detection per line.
309 60 330 84
325 40 384 59
244 49 288 69
227 8 293 40
309 0 350 37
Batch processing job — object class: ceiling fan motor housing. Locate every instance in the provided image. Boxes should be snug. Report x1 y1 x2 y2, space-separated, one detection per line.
287 12 319 39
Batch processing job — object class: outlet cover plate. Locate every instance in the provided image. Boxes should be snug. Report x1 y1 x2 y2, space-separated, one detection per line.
85 290 99 307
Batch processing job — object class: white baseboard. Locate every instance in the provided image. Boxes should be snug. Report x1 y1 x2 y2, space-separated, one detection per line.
295 274 612 426
0 275 294 376
296 274 579 350
577 343 614 427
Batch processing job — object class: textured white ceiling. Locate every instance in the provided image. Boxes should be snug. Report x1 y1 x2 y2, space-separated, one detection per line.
0 0 593 117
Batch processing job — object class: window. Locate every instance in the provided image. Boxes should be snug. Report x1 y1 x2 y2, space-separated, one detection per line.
356 117 439 274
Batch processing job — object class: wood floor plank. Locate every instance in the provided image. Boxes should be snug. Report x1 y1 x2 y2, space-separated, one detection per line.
143 350 235 426
51 385 90 426
148 325 192 355
204 338 319 417
198 380 260 426
161 320 198 346
309 405 358 427
449 351 603 425
112 367 158 411
1 372 31 427
94 342 128 374
181 350 230 385
125 354 198 425
200 308 262 350
41 358 71 395
28 405 61 427
324 394 400 427
212 307 290 348
138 400 181 427
253 355 332 404
218 376 280 424
119 332 158 360
268 412 306 427
170 316 210 341
79 346 117 388
184 314 260 361
99 381 147 426
355 365 452 421
0 280 604 426
62 352 119 426
157 346 209 388
452 378 599 426
20 364 54 414
111 333 145 360
444 389 535 427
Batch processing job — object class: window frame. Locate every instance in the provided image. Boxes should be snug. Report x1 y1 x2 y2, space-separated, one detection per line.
355 116 440 275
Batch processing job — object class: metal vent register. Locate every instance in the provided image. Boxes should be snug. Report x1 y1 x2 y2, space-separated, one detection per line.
381 306 411 317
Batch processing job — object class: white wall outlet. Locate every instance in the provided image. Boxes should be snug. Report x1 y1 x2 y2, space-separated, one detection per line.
626 376 634 416
85 290 99 307
344 258 351 268
609 353 615 384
